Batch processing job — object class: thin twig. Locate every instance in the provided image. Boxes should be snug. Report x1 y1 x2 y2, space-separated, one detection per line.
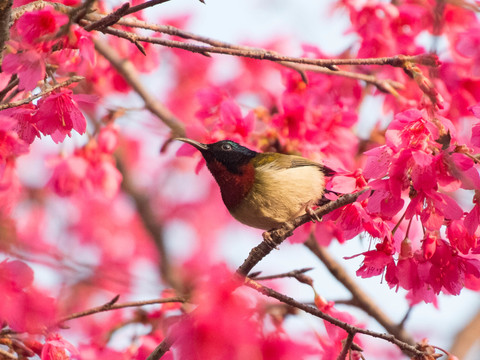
252 267 313 281
81 16 404 89
94 25 436 69
398 307 413 329
304 236 415 346
56 0 96 38
244 278 425 358
146 336 174 360
236 189 370 278
11 1 435 96
285 63 405 95
0 75 19 103
336 332 356 360
2 88 19 104
0 348 16 360
0 76 84 111
93 38 185 137
57 295 187 324
124 0 172 15
83 2 130 31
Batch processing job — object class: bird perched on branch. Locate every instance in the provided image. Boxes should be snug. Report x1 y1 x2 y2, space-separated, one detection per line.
176 138 334 230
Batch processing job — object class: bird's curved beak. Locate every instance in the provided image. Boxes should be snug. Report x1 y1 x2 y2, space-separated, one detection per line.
175 138 208 151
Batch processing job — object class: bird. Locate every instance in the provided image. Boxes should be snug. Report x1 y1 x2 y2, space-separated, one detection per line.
176 138 333 231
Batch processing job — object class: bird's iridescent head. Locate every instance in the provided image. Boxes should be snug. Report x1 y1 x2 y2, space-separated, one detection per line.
176 138 257 173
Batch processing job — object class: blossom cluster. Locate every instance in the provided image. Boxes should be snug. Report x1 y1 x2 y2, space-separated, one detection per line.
1 0 480 359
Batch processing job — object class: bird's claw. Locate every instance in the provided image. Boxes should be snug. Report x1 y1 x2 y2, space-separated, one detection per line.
305 200 322 223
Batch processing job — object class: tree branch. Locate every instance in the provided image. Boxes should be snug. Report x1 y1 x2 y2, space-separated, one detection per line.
146 336 174 360
449 307 480 359
251 267 313 281
304 236 415 346
83 2 131 31
124 0 173 16
115 156 184 292
0 348 16 360
0 76 84 110
11 1 435 98
93 38 185 137
57 295 187 324
81 15 406 93
93 24 438 69
284 62 405 96
0 74 18 103
336 332 356 360
0 0 13 66
236 189 370 278
244 277 425 358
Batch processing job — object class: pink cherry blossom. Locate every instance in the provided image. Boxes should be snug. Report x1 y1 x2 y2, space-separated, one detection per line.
465 199 480 235
15 8 67 46
1 105 39 144
48 139 122 198
0 115 29 179
34 89 87 143
0 260 56 332
41 334 78 360
48 155 89 196
2 49 45 91
455 25 480 76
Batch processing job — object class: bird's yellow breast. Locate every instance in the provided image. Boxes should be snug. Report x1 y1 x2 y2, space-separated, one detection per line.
229 162 325 230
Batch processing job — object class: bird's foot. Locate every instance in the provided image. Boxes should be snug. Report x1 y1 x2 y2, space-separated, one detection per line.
262 231 279 249
305 200 322 223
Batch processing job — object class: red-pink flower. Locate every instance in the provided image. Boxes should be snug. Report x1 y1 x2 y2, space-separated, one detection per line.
195 86 229 121
405 189 463 231
0 260 56 332
465 198 480 236
363 146 393 180
366 179 404 218
48 139 122 198
470 104 480 120
48 155 89 196
97 125 119 154
2 49 45 91
83 158 122 199
41 334 78 360
356 249 395 278
172 264 319 359
1 105 39 144
314 295 362 360
447 219 477 254
0 115 29 178
218 99 255 139
455 25 480 76
15 8 67 45
34 89 87 143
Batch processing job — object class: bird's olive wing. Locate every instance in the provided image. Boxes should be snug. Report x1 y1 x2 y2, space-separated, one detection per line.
254 153 335 176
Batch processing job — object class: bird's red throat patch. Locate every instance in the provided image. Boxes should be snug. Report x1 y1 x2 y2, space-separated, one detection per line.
206 160 255 210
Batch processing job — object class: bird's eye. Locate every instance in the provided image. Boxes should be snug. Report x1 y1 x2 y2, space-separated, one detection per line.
221 143 233 151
